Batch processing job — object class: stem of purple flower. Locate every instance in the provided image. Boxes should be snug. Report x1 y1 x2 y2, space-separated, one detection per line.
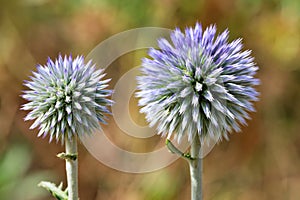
166 139 194 161
65 135 79 200
189 136 202 200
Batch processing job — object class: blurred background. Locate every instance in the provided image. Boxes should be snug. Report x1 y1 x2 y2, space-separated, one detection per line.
1 0 300 199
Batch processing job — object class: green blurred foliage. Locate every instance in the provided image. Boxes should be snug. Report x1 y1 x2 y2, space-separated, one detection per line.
1 0 300 199
0 145 55 200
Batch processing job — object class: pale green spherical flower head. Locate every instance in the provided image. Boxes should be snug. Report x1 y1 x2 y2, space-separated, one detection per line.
22 55 113 143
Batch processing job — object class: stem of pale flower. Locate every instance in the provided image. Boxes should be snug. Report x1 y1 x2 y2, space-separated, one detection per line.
65 135 79 200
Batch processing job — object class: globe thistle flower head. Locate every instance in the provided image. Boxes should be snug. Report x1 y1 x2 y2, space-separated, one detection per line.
22 55 113 143
137 23 259 144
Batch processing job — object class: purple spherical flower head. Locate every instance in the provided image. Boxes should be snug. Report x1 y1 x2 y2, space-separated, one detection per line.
137 23 259 143
22 55 113 143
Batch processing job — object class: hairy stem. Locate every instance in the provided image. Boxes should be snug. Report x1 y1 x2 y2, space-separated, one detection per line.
189 136 202 200
65 136 78 200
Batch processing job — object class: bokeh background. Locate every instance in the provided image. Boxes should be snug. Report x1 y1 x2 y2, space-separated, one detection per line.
1 0 300 199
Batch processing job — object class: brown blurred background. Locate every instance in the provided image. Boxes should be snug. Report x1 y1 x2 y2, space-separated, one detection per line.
1 0 300 199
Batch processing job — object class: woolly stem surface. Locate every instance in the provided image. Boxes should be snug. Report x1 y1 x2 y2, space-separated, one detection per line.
189 136 202 200
65 136 78 200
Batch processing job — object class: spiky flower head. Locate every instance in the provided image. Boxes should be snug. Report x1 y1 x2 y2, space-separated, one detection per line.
22 55 113 143
137 23 259 143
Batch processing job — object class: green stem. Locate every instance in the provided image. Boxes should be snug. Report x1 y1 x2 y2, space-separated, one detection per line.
189 136 202 200
166 139 194 161
65 136 79 200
